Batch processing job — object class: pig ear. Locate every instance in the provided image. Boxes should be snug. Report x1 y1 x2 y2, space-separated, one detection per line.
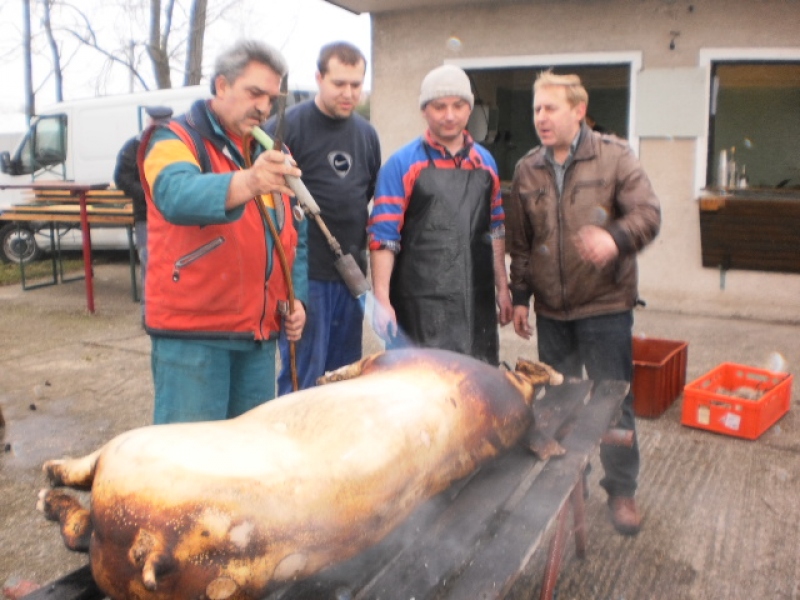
514 358 564 386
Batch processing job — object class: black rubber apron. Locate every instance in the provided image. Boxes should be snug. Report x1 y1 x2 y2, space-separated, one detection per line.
390 153 499 365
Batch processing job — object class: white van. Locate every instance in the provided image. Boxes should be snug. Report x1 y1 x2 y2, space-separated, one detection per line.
0 86 210 263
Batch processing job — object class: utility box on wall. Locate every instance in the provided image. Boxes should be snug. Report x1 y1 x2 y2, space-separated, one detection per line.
636 67 706 139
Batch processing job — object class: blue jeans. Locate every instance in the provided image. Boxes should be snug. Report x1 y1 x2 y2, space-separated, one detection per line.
278 279 364 395
536 311 640 497
151 337 277 424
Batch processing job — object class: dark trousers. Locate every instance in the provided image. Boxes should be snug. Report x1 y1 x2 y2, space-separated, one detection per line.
536 311 639 497
277 279 364 395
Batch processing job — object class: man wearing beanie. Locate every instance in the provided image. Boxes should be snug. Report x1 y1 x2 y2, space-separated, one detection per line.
367 64 512 365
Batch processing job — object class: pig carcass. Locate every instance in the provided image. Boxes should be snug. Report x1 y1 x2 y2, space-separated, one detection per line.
38 348 562 600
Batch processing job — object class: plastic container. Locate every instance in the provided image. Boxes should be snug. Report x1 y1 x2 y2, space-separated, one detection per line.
632 337 688 418
681 363 792 440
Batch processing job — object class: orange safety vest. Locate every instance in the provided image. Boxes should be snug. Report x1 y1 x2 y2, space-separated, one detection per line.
139 118 297 341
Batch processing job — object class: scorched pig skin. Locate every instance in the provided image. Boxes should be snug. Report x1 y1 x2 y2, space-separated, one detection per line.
38 348 560 600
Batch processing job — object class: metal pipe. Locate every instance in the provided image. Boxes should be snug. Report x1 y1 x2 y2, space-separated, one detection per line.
250 127 370 300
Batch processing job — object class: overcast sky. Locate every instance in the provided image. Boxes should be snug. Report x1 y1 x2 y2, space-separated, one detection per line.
0 0 371 131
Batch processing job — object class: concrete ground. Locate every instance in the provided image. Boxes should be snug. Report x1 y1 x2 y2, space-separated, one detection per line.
1 262 798 599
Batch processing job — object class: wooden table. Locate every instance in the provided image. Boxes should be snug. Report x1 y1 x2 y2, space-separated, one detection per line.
22 380 627 600
0 184 136 313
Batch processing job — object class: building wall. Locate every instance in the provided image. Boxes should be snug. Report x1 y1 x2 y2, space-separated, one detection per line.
370 0 800 322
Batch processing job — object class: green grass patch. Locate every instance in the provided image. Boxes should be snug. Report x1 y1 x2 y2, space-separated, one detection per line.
0 257 85 286
0 251 132 287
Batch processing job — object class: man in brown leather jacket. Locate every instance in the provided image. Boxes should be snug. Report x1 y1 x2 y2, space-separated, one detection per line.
506 70 661 535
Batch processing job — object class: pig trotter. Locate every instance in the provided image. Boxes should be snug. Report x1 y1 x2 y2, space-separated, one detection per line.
525 426 567 461
43 449 101 489
43 460 68 487
317 353 380 385
36 489 92 552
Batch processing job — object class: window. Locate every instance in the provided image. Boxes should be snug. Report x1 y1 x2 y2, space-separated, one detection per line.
33 115 68 169
8 114 68 176
707 62 800 189
465 64 632 182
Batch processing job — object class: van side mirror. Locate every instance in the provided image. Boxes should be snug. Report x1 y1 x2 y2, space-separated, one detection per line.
0 151 11 174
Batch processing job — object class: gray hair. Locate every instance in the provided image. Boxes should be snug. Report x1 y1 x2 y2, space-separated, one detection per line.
210 40 288 95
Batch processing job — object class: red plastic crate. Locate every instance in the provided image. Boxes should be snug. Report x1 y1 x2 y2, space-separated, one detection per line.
681 362 792 440
632 337 688 418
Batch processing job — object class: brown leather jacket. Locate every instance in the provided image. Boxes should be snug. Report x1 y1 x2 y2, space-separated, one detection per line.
507 124 661 320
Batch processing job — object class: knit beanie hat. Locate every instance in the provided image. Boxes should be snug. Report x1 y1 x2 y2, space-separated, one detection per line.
144 105 173 122
419 65 474 109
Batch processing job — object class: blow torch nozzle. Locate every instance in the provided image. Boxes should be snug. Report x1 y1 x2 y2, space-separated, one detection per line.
334 253 370 299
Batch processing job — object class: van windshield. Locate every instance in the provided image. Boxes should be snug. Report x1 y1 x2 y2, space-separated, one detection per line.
11 114 68 175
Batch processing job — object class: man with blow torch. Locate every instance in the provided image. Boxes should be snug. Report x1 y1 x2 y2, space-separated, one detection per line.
139 40 308 425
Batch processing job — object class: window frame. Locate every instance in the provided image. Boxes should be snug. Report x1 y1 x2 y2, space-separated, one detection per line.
696 47 800 195
446 51 643 156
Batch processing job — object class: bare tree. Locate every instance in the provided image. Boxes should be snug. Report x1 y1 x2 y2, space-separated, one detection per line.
142 0 217 88
40 0 64 102
14 0 240 120
31 0 219 94
23 0 35 118
146 0 174 88
184 0 206 85
32 1 153 93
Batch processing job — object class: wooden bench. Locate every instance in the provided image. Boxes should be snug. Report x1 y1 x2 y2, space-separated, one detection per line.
0 184 137 312
21 380 627 600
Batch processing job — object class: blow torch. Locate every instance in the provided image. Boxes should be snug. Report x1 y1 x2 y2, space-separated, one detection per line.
250 127 371 300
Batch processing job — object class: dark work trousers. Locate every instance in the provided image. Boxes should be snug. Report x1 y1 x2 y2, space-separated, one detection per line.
277 279 364 395
536 310 639 498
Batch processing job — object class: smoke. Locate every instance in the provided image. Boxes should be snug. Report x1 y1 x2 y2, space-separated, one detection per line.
360 291 415 350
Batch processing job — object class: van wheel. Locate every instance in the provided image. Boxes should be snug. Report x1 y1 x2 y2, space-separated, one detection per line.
0 223 42 264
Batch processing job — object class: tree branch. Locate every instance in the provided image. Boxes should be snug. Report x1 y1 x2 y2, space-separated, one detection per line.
40 0 64 101
63 28 150 90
